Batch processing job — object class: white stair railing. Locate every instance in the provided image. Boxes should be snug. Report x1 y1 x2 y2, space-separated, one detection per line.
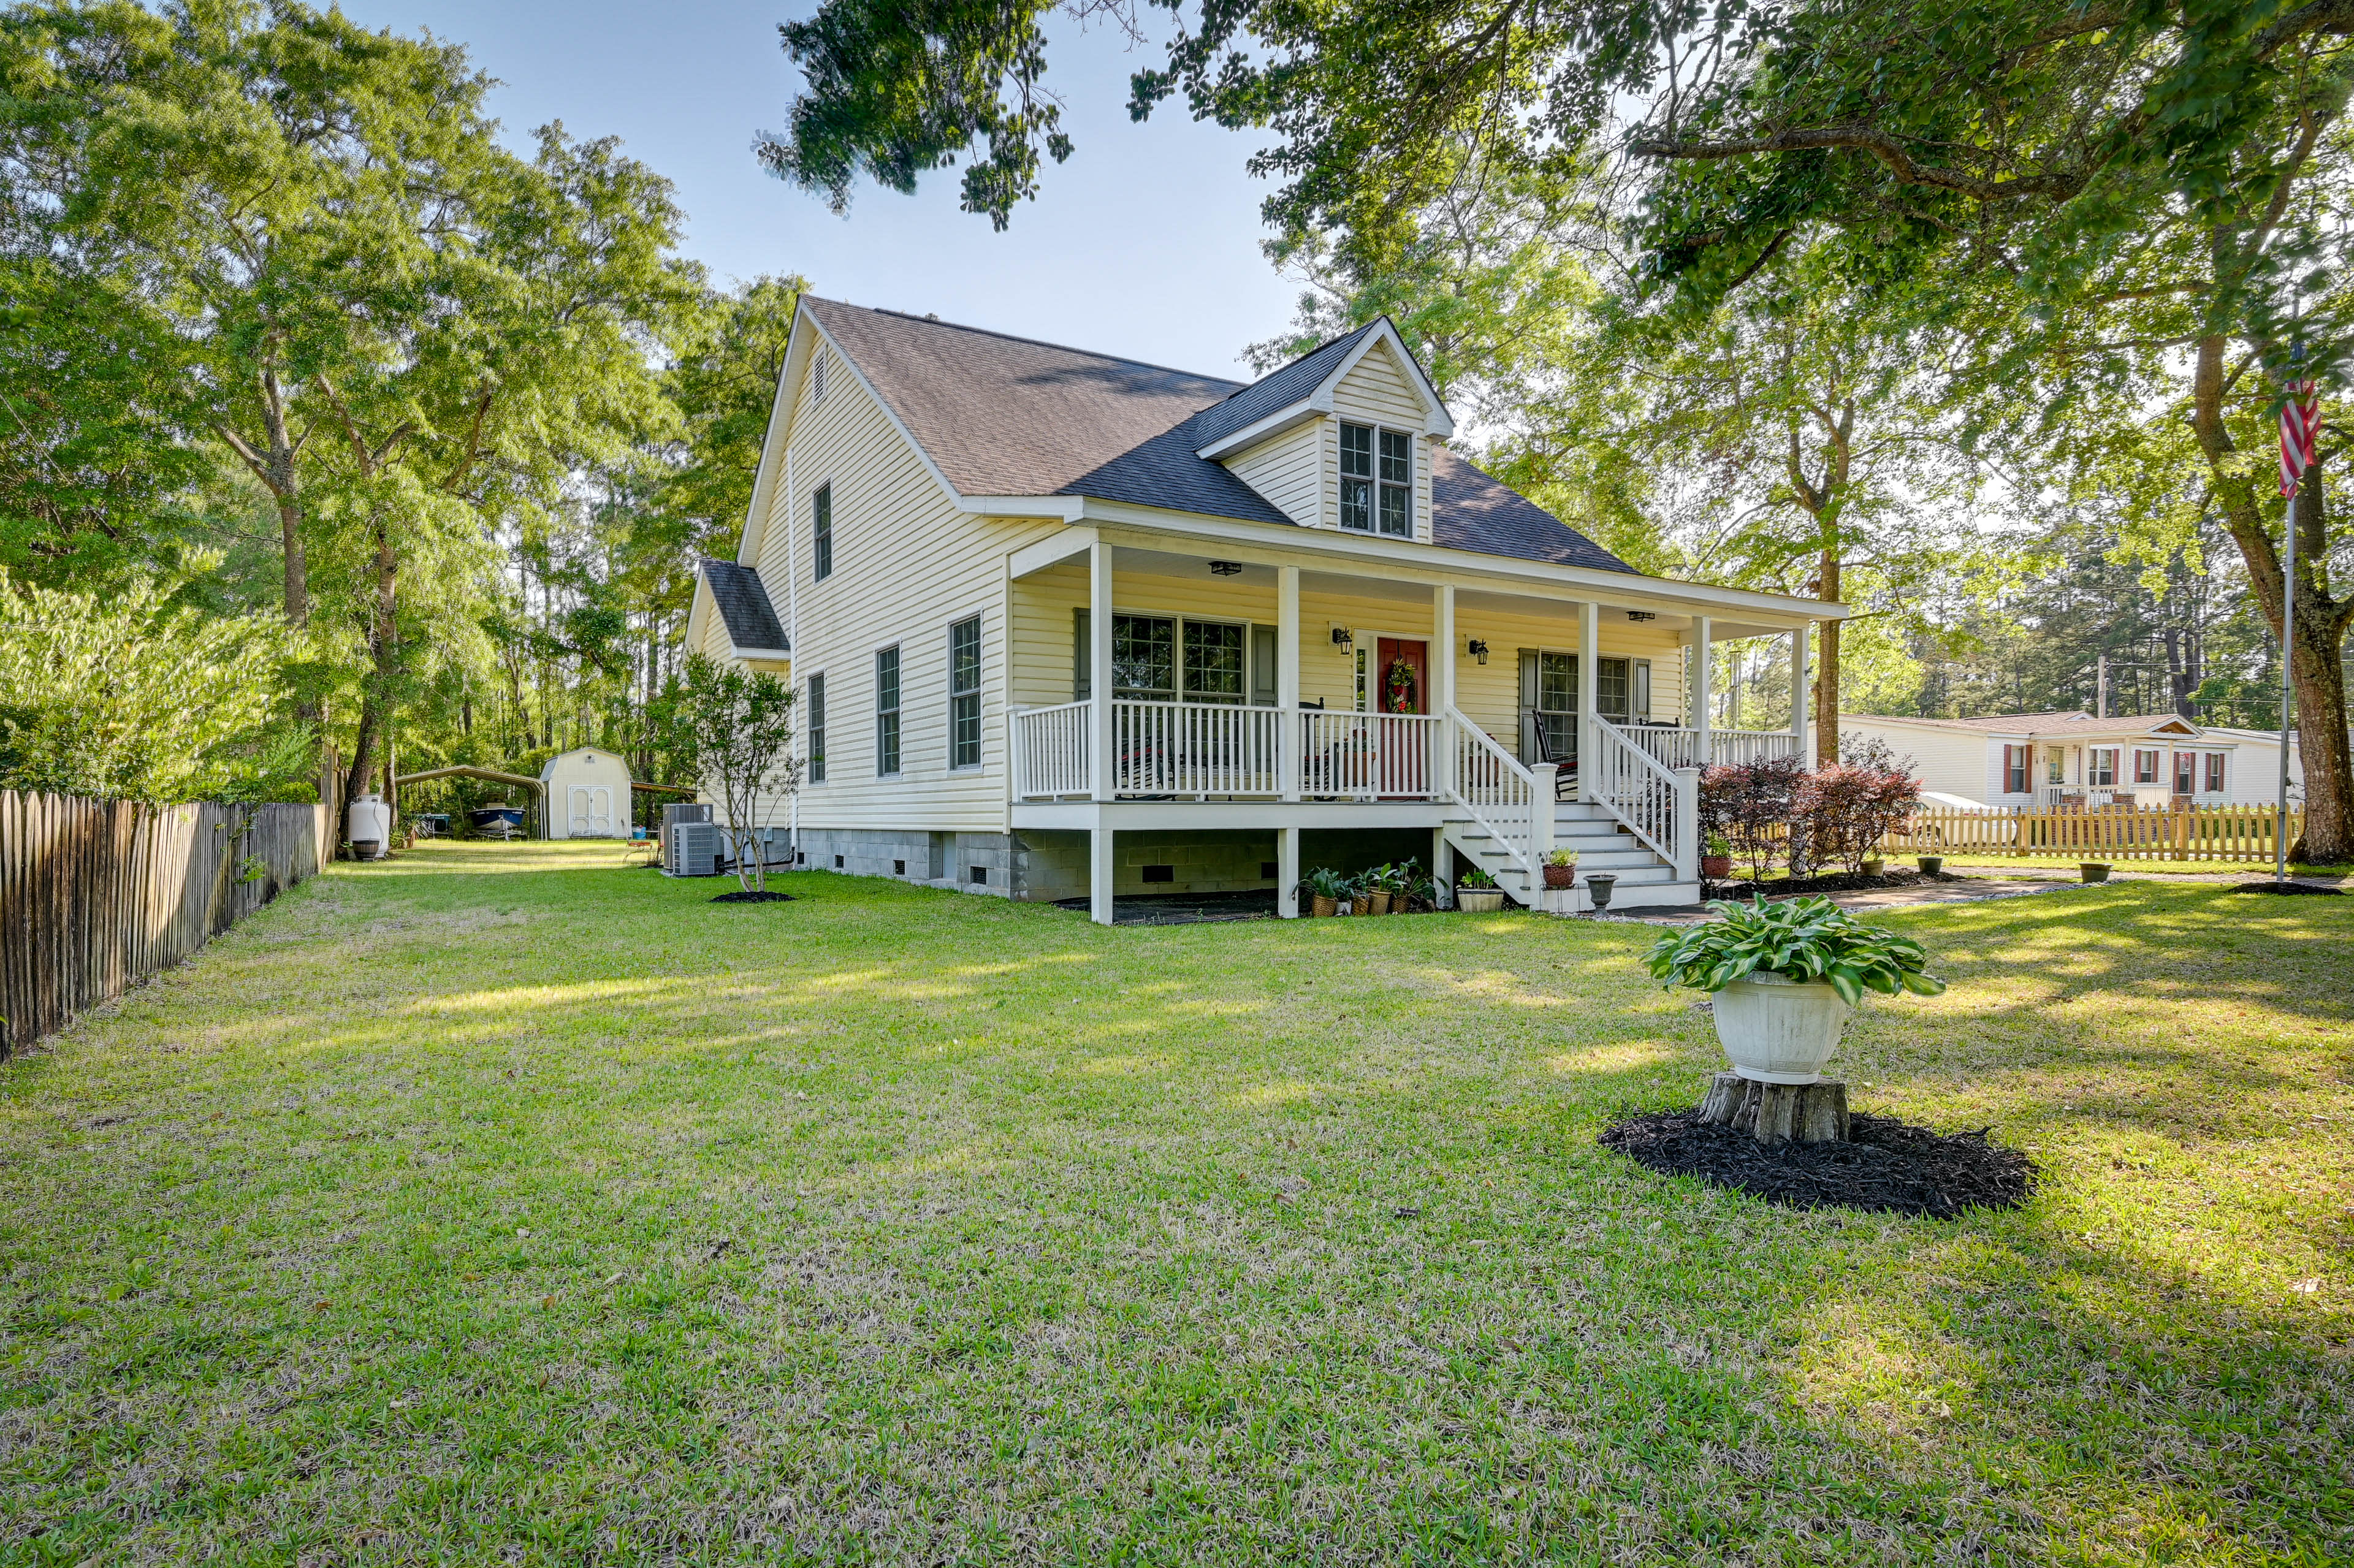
1444 708 1552 879
1011 701 1091 799
1590 716 1689 867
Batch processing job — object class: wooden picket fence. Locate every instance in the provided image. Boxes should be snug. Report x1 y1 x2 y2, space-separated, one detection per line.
1879 804 2307 862
0 792 329 1057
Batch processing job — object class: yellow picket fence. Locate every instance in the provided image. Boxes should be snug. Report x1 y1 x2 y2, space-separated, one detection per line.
1880 804 2306 862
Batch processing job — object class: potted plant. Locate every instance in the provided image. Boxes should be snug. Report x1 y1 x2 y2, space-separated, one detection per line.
1455 864 1506 913
1543 848 1579 889
1646 897 1946 1084
1861 854 1886 877
1584 872 1617 910
1350 871 1385 915
1916 854 1944 875
2080 861 2112 883
1701 834 1734 880
1374 861 1411 913
1298 866 1349 917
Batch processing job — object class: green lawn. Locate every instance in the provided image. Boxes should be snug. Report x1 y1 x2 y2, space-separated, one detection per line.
3 841 2348 1565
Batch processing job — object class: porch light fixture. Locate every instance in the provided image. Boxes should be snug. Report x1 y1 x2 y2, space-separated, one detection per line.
1208 559 1243 576
1330 626 1353 652
1625 610 1656 622
1466 638 1490 664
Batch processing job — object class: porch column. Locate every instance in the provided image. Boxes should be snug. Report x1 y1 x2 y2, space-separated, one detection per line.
1089 826 1115 926
1433 582 1455 800
1691 615 1713 766
1577 601 1600 801
1788 622 1809 761
1278 825 1300 918
1278 564 1301 802
1431 827 1452 908
1090 540 1114 800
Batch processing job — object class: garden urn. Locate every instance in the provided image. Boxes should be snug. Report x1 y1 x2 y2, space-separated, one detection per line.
1584 873 1617 910
1712 971 1850 1084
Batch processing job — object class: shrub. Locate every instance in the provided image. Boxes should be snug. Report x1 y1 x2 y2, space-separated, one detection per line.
1700 755 1807 880
1797 763 1922 873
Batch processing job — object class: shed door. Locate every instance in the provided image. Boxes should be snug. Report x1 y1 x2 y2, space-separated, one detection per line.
570 785 613 836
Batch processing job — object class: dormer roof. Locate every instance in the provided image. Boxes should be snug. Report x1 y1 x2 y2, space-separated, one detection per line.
1187 318 1453 458
697 558 790 658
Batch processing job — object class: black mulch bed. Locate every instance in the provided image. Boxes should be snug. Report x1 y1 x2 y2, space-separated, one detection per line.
1600 1108 2036 1219
1704 869 1966 899
710 889 797 904
2230 880 2345 896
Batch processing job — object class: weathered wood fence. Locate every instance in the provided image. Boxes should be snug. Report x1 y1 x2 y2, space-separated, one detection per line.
1881 804 2307 862
0 793 329 1057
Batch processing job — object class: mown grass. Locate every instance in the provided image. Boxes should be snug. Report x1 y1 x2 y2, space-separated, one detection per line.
1 840 2348 1566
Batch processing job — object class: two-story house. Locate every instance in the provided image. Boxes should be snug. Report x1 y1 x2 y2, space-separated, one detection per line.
685 299 1844 921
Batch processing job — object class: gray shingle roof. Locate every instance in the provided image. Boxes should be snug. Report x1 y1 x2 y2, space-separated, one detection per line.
1186 323 1381 451
701 559 788 652
798 297 1636 576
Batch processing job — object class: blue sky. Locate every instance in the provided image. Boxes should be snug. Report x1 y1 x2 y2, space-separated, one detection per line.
336 0 1306 377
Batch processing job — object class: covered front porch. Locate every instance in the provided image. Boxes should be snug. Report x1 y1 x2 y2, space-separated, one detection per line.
1002 530 1816 922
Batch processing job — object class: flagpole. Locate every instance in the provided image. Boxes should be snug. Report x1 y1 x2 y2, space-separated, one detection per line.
2276 488 2296 883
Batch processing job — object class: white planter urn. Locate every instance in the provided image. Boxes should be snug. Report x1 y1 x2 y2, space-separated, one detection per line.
1711 970 1851 1084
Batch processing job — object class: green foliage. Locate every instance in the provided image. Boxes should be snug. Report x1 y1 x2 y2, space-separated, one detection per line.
1457 862 1496 889
1646 897 1946 1005
676 652 800 894
1298 865 1352 900
0 571 294 803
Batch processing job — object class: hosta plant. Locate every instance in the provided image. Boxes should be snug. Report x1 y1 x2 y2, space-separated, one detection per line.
1645 896 1945 1005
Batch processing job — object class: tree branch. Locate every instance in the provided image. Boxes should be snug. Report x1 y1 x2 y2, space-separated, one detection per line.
1629 125 2087 203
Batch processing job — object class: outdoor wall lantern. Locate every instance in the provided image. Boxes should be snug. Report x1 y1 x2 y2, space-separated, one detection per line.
1208 560 1243 576
1330 626 1354 652
1626 610 1657 622
1466 638 1490 664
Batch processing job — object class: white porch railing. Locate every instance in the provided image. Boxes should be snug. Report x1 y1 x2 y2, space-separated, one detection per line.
1446 706 1550 878
1591 716 1693 872
1111 699 1283 797
1298 710 1443 799
1011 700 1092 797
1624 726 1802 770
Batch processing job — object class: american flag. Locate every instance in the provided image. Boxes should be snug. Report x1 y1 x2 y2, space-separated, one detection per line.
2281 376 2321 497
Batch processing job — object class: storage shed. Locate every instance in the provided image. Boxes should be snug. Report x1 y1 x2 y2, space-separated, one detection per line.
539 747 634 839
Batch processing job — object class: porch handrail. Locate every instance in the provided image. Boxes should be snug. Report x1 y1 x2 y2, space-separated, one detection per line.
1298 709 1443 799
1111 699 1282 797
1621 725 1800 770
1445 706 1551 878
1011 701 1091 799
1591 716 1685 865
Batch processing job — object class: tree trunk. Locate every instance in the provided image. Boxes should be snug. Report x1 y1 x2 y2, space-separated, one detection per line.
1814 550 1842 766
345 511 401 805
1700 1071 1851 1143
2191 336 2354 862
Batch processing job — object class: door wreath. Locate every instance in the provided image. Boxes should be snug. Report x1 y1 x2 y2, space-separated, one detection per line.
1384 657 1419 714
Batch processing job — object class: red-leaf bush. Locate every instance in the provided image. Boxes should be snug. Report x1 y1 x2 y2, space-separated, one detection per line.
1700 756 1807 881
1796 763 1923 873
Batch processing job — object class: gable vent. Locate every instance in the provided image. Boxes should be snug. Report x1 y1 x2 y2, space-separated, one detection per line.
812 348 829 405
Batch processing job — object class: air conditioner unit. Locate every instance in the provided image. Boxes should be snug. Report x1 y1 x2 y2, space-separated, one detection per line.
664 821 723 877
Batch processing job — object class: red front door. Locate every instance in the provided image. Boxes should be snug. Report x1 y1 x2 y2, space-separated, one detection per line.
1375 638 1428 714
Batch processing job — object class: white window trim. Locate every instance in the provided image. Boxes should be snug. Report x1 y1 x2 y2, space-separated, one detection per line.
874 642 903 779
947 612 986 771
1336 419 1419 541
1107 607 1257 705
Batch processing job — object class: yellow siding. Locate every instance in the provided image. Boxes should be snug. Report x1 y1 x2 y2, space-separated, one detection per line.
1007 571 1686 729
775 338 1059 832
1225 422 1324 527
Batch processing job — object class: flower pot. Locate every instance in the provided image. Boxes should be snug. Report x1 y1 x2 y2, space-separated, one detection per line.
1701 854 1733 880
1335 900 1354 916
1311 894 1337 918
1363 890 1392 915
1543 862 1577 889
1916 855 1943 875
2080 861 2112 883
1712 971 1852 1084
1861 857 1885 877
1455 888 1506 912
1584 873 1617 910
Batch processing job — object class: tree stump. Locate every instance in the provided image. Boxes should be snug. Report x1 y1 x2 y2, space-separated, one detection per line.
1698 1072 1851 1144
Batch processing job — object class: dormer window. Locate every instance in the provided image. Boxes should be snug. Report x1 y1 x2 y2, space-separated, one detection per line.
1341 422 1414 538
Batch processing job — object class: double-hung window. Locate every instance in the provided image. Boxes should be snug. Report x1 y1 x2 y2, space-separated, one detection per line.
2173 750 2195 794
2089 747 2118 787
812 482 833 581
949 616 982 768
1098 613 1249 703
875 645 901 776
1182 620 1244 703
807 674 826 783
2204 752 2226 793
2003 745 2028 795
2133 747 2160 784
1339 423 1415 538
